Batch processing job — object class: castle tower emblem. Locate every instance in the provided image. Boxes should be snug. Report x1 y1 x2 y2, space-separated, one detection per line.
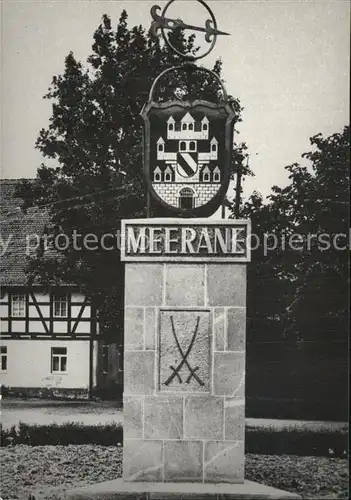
142 81 235 217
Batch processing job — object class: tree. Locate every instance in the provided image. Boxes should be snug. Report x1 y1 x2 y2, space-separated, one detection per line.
241 126 349 342
16 12 245 333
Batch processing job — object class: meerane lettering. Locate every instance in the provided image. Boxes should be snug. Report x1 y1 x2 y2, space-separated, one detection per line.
125 225 247 256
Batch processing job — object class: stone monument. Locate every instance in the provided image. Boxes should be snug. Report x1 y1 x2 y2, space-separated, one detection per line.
121 0 250 483
67 1 301 497
121 219 250 483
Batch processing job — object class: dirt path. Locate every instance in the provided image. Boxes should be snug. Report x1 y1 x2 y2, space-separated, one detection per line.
1 399 123 429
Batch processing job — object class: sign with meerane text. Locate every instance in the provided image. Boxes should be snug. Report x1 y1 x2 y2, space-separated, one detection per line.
121 219 251 262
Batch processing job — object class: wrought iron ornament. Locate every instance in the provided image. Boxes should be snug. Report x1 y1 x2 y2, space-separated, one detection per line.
143 0 233 217
150 0 229 61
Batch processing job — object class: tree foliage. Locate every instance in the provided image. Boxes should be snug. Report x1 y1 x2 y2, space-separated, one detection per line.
16 12 246 333
240 125 349 341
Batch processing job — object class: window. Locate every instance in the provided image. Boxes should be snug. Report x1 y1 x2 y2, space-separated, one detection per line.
102 345 109 374
117 344 124 373
188 123 194 130
203 123 208 131
189 141 196 151
213 172 220 182
180 141 186 151
211 143 217 152
168 123 174 131
158 143 164 151
1 346 7 371
165 172 171 182
53 294 68 317
179 187 195 209
203 172 210 182
51 347 67 372
154 171 161 182
11 294 26 317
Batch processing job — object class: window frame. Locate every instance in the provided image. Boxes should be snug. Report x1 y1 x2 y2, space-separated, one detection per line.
53 293 69 318
1 346 7 372
11 293 26 317
102 344 109 375
51 347 67 373
117 344 124 373
213 170 220 182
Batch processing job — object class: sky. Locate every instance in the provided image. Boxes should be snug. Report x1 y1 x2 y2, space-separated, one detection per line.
1 0 350 199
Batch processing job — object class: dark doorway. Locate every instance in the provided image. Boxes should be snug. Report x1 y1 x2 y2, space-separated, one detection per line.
179 187 195 209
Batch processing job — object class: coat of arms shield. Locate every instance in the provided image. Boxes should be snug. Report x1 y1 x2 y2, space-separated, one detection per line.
141 96 235 217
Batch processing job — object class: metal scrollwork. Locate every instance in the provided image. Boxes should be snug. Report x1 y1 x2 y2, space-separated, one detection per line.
150 0 229 61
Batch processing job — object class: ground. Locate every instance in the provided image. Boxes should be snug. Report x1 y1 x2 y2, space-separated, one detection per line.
0 445 348 500
1 399 347 430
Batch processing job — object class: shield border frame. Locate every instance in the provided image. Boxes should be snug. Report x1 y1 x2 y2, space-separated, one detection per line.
141 99 236 218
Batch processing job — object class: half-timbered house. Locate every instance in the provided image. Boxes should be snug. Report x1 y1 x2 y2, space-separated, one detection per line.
0 180 123 399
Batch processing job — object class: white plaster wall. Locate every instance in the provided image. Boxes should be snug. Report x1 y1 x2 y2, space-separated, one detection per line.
71 292 86 303
29 305 50 318
71 305 91 318
0 304 8 316
0 340 90 388
30 292 49 302
1 320 8 332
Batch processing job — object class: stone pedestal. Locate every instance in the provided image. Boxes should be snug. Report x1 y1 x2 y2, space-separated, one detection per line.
121 219 249 484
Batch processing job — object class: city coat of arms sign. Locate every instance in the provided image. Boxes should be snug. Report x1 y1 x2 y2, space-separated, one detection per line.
142 0 235 218
141 68 235 217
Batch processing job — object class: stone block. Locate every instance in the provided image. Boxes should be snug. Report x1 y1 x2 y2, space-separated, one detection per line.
207 265 246 307
145 307 156 350
166 265 204 307
214 308 225 351
227 308 246 352
144 396 183 439
184 396 224 440
125 308 144 350
123 396 143 439
159 310 211 393
213 352 245 397
125 264 163 306
204 441 244 483
124 439 163 482
124 351 155 395
224 398 245 441
164 441 203 482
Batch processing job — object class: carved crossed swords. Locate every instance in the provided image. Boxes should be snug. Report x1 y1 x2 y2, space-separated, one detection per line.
164 315 205 387
150 5 229 43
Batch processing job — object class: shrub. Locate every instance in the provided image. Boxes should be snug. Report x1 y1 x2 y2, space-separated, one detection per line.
0 421 123 447
245 426 348 458
1 422 348 458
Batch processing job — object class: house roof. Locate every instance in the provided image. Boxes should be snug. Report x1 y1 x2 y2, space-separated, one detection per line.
0 179 49 286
